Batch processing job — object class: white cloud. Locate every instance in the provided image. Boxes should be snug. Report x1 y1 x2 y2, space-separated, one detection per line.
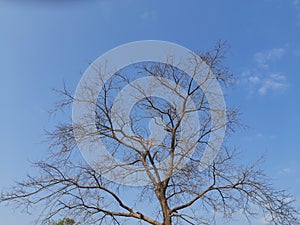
249 76 260 84
258 73 288 95
254 48 285 68
242 133 277 142
291 0 300 25
242 47 289 96
269 73 286 81
293 0 300 8
140 10 157 20
278 167 297 176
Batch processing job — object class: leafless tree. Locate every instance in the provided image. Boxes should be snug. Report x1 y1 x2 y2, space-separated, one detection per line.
1 42 299 225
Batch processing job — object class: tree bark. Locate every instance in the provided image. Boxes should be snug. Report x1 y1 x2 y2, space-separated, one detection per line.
155 181 171 225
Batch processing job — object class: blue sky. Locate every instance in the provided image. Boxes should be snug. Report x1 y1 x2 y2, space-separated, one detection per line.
0 0 299 224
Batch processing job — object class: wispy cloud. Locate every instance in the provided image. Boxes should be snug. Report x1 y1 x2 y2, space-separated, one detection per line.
254 48 285 69
248 73 288 95
241 132 277 142
242 47 289 96
278 162 300 177
291 0 300 25
293 0 300 9
140 10 157 21
278 167 294 176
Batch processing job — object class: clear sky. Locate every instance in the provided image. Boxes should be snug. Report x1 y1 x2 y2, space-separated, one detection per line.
0 0 299 224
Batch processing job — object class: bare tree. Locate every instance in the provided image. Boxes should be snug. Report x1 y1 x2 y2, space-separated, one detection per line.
1 42 299 225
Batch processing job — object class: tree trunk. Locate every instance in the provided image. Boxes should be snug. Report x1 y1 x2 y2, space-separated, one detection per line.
155 182 171 225
162 212 171 225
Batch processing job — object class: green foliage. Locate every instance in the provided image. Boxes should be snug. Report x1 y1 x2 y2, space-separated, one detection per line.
54 218 76 225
